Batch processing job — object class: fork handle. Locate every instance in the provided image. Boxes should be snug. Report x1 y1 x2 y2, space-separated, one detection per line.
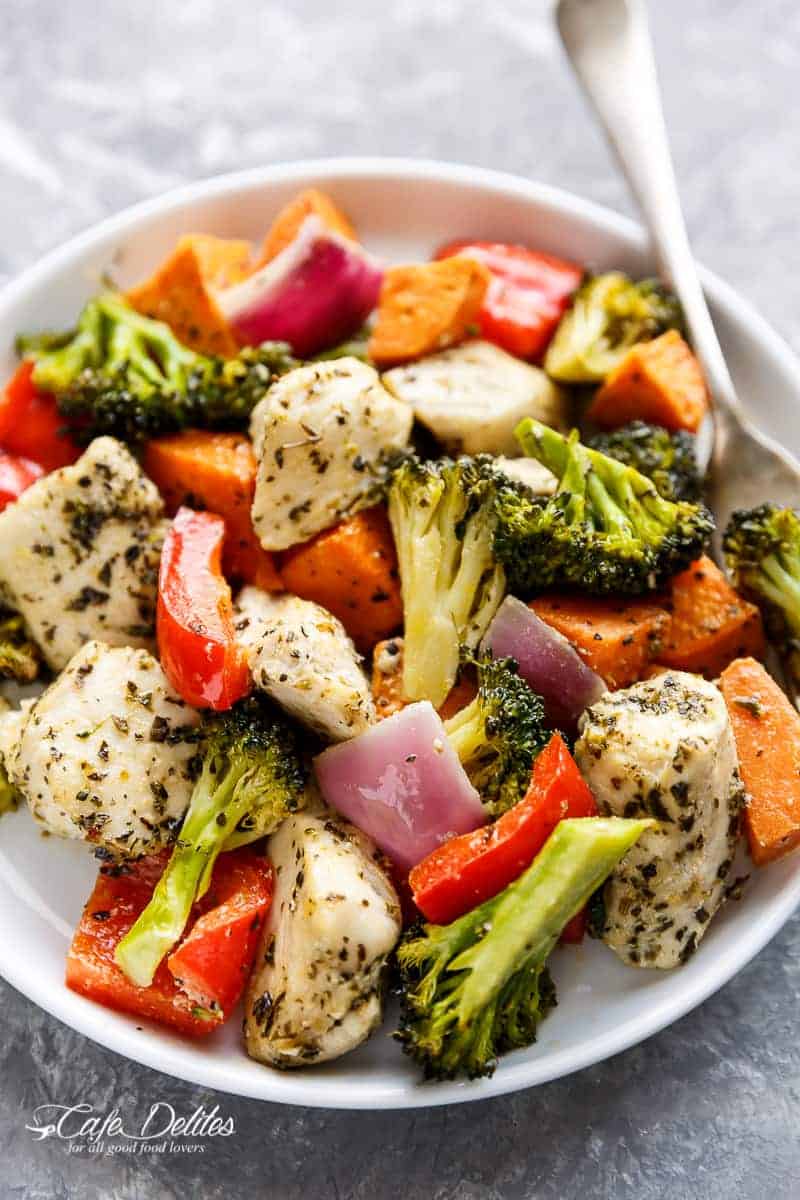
555 0 739 417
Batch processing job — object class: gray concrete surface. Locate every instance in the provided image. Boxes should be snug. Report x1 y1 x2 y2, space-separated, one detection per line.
2 1 800 1196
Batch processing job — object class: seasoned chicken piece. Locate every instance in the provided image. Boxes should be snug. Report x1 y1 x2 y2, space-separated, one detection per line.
0 437 167 670
244 810 401 1068
382 340 568 457
249 358 413 551
575 670 744 969
9 641 202 858
236 587 375 740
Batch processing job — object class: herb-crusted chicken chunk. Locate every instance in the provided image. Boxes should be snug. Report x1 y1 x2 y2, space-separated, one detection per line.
382 339 568 457
7 641 202 858
244 810 401 1068
575 670 743 968
236 587 375 741
0 436 167 670
249 358 413 551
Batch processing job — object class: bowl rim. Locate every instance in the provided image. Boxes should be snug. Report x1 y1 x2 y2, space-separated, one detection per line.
2 155 799 1110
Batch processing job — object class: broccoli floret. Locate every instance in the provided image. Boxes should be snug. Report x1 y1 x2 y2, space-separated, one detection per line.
115 694 309 987
387 454 506 708
18 293 298 444
493 419 713 596
396 816 650 1080
0 612 39 683
723 504 800 680
544 272 684 383
444 656 550 816
587 421 703 503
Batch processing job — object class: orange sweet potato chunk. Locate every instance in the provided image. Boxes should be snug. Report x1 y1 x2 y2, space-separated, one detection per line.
588 330 709 433
186 234 253 287
372 638 407 719
255 189 357 267
368 257 491 367
127 234 251 357
279 506 402 653
720 656 800 865
656 555 765 677
530 594 671 690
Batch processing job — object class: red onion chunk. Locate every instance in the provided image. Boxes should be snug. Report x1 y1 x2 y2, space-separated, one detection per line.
314 701 486 871
483 596 606 728
216 215 383 357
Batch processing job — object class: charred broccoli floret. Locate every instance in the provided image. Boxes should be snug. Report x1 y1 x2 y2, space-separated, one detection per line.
387 454 506 708
544 272 684 383
493 419 712 596
723 504 800 679
115 694 309 987
396 817 650 1080
0 612 39 683
444 656 549 816
587 421 703 503
18 293 297 444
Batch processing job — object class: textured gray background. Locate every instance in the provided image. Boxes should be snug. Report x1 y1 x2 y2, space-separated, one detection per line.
2 1 800 1197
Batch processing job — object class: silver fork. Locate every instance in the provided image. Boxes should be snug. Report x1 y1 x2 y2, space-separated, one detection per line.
555 0 800 515
556 0 800 696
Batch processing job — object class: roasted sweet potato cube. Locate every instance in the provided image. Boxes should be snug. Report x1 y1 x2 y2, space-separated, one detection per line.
368 257 490 367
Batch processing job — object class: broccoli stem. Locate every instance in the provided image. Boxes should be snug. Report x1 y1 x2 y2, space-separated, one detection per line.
389 458 505 708
521 422 633 535
519 418 676 543
585 471 628 535
449 817 650 1018
403 564 460 708
442 695 483 761
760 554 800 639
561 436 592 526
114 765 248 987
516 420 571 478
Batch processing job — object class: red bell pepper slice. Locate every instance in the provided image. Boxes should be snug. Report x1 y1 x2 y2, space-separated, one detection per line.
0 448 44 510
66 849 273 1037
157 506 251 710
409 733 595 925
0 361 82 471
435 240 582 362
167 855 274 1012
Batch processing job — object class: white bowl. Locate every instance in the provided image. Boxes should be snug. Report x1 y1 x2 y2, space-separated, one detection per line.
1 158 799 1111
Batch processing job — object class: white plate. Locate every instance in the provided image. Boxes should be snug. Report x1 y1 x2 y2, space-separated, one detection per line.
1 158 799 1111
